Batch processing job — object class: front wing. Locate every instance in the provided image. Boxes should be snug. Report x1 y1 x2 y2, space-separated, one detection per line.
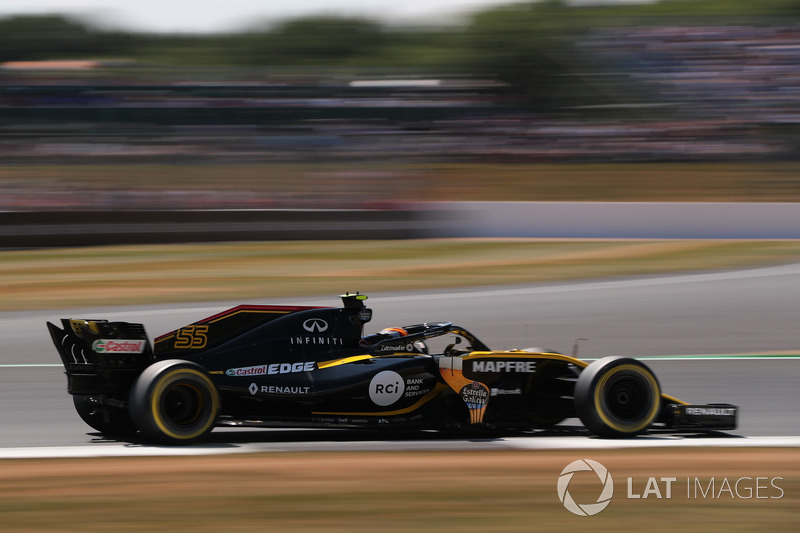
660 402 738 431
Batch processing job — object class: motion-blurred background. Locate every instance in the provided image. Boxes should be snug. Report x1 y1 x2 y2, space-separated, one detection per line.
3 0 800 213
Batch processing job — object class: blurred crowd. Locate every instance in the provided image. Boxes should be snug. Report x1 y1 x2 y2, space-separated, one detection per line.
590 25 800 123
2 23 800 210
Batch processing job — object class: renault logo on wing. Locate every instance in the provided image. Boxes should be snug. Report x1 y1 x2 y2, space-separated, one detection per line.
303 318 329 333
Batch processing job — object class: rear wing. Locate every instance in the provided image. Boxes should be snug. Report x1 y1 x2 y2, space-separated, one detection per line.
47 319 155 397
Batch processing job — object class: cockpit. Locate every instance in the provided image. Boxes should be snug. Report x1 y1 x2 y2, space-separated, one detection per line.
361 322 489 357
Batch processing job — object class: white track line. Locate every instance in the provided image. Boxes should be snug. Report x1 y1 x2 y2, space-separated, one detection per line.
1 436 798 459
504 435 800 450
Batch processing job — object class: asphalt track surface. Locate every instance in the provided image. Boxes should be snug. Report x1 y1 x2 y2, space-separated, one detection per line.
1 262 799 455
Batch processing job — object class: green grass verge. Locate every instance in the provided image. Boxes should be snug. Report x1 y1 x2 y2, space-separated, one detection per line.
3 239 800 311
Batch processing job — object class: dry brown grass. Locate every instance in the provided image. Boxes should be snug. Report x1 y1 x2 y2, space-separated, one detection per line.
4 161 800 201
0 448 797 532
3 239 800 310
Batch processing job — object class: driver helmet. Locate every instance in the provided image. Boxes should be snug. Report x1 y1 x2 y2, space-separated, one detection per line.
379 327 408 338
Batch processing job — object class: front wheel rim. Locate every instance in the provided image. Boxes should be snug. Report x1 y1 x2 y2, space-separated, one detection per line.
593 364 660 433
601 374 651 422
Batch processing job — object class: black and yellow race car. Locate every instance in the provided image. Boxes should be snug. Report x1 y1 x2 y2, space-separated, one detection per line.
47 293 737 444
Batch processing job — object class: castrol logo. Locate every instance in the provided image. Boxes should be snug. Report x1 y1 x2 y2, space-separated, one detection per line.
92 339 146 354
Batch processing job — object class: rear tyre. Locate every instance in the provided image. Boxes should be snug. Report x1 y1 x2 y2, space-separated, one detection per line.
73 395 137 437
574 356 661 438
129 360 219 444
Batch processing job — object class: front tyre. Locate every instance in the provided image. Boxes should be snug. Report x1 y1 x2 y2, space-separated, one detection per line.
574 356 661 438
129 360 219 444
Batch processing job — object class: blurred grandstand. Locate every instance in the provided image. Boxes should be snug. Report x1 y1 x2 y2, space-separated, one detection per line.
2 4 800 210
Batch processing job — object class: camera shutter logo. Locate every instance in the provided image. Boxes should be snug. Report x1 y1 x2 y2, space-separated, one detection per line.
557 459 614 516
303 318 328 333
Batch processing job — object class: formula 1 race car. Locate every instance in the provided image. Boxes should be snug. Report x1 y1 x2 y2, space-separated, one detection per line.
47 294 737 444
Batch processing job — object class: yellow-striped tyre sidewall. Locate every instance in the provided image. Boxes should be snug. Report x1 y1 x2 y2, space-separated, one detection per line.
150 368 218 441
574 356 662 438
593 363 660 434
130 361 221 444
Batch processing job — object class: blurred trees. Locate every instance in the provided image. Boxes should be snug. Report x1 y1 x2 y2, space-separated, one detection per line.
2 0 800 109
462 1 601 108
245 17 387 66
0 15 137 62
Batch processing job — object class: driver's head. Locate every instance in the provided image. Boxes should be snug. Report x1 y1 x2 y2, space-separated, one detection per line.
379 327 407 338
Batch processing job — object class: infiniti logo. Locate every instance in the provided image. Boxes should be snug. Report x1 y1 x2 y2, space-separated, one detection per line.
303 318 329 333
